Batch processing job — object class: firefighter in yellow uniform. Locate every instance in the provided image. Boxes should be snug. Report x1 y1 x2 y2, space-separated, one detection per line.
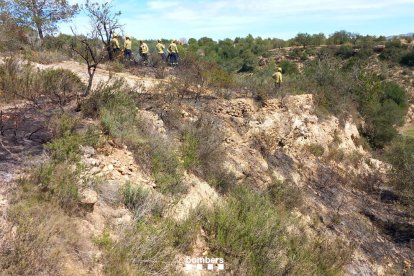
272 67 283 88
156 40 166 61
111 33 120 57
124 35 132 60
168 40 179 66
139 40 149 65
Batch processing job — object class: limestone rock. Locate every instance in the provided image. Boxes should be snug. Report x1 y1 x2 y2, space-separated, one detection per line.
80 189 98 211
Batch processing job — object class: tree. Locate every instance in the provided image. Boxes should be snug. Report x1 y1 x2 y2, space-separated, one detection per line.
294 33 312 48
8 0 78 40
84 0 122 60
70 28 105 96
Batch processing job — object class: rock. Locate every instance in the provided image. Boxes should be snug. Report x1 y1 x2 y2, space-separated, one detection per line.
98 180 121 204
81 146 96 157
107 164 114 171
84 158 100 167
80 189 98 211
373 45 386 53
90 167 100 175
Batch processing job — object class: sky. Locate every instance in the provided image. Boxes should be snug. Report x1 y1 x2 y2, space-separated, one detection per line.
61 0 414 40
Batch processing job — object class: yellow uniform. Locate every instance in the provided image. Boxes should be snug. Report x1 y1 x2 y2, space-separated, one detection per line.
156 42 165 54
168 42 178 53
111 37 120 49
124 39 132 50
140 43 149 54
273 72 282 84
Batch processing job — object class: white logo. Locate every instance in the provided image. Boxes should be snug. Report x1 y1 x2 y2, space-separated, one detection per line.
184 256 225 271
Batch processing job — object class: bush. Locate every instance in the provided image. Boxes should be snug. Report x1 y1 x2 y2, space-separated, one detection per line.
385 136 414 206
181 117 233 192
361 81 408 148
82 80 135 119
39 69 85 105
1 199 80 275
201 185 351 275
49 112 80 138
400 50 414 67
306 143 325 157
0 59 84 105
0 57 41 103
97 217 199 275
151 146 184 195
336 45 354 59
280 60 299 75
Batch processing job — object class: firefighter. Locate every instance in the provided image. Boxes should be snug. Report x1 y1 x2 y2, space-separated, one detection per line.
111 33 120 56
124 35 132 60
168 39 179 66
139 40 149 65
156 39 166 61
272 67 283 88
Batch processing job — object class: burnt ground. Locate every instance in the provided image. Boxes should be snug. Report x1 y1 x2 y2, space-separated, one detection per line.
0 101 53 252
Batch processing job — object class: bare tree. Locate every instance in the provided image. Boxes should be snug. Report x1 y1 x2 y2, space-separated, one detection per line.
84 0 122 60
70 28 105 96
8 0 78 40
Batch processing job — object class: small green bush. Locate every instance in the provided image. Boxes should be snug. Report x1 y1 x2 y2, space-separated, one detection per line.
280 60 299 75
306 144 325 157
39 69 85 105
400 50 414 67
31 162 80 210
49 112 80 138
336 45 354 59
152 148 184 195
385 136 414 206
121 182 149 211
181 118 233 192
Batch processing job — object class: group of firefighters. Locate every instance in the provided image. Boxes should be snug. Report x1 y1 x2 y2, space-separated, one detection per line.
110 33 283 87
111 34 179 66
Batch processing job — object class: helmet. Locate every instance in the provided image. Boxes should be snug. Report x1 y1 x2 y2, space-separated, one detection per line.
277 67 282 72
113 33 118 38
125 35 130 39
157 39 161 43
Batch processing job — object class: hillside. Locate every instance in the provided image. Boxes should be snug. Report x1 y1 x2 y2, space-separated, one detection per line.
0 48 413 275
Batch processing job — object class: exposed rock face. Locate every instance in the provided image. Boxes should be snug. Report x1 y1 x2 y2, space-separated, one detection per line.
80 189 98 211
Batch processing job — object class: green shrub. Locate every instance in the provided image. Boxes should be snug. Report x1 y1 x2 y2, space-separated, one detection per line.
49 112 80 138
82 80 135 119
39 69 85 105
336 45 354 59
201 185 350 275
30 162 81 210
361 81 408 148
400 50 414 67
46 134 83 162
182 128 200 170
152 147 184 195
181 118 233 192
121 182 149 211
280 60 299 75
98 218 199 275
385 136 414 206
306 144 325 157
2 199 80 275
379 40 409 63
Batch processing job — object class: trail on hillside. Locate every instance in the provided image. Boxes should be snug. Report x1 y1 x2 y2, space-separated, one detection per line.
35 60 166 91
